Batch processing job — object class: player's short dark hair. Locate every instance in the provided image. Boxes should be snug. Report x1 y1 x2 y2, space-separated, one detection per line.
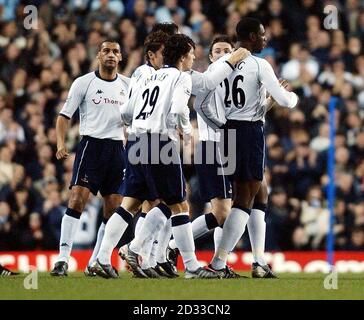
163 34 195 66
144 31 170 61
99 39 120 51
209 35 235 55
236 17 262 41
151 22 179 35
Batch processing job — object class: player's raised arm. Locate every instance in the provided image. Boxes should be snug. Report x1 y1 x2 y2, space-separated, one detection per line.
190 48 250 95
260 59 298 109
56 78 85 160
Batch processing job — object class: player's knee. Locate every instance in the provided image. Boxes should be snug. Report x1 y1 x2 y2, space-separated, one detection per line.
212 203 230 225
233 198 253 210
142 200 159 212
169 200 189 214
68 192 87 212
103 209 114 219
180 201 189 212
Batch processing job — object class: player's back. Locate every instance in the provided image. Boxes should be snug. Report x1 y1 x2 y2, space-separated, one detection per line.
131 67 186 136
215 55 267 122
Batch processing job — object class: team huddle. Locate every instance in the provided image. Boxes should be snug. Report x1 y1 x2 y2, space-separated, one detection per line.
50 17 298 279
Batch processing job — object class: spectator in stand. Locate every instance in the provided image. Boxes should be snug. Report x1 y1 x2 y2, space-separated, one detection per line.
346 225 364 250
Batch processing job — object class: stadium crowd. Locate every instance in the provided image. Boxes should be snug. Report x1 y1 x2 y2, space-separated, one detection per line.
1 0 364 253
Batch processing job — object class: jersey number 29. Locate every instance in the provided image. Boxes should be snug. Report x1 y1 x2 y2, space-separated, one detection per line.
135 86 160 120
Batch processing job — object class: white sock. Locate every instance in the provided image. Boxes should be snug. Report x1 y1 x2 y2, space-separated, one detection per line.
134 213 146 239
58 211 80 263
130 205 170 260
156 218 172 263
171 213 200 271
88 222 106 267
97 207 133 265
213 227 223 254
149 238 158 267
169 212 219 250
191 214 210 239
211 207 250 270
247 208 267 266
192 212 219 239
140 238 154 269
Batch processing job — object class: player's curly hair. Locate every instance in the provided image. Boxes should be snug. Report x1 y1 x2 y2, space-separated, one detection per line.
163 34 195 67
144 31 170 61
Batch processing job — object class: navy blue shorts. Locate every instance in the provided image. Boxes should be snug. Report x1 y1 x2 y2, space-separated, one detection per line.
70 136 125 197
195 140 232 201
120 133 186 205
225 120 265 182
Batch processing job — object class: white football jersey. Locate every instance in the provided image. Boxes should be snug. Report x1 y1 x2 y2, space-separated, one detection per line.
127 63 155 99
122 67 192 138
60 70 130 140
123 63 156 129
195 54 298 126
190 58 235 141
216 54 298 122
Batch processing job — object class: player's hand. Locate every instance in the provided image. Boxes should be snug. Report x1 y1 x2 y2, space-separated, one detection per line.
183 132 192 146
279 79 289 90
228 48 251 65
56 145 69 160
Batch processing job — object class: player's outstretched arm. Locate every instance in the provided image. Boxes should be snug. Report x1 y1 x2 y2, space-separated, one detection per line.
227 48 250 66
266 79 290 111
260 59 298 109
190 48 250 94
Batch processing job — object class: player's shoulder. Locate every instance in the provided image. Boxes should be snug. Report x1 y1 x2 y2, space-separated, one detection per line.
132 64 155 78
161 66 184 78
117 73 130 86
249 55 271 68
73 71 97 84
69 71 97 91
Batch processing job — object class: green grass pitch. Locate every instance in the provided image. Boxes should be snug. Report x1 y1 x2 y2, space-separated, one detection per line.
1 272 363 300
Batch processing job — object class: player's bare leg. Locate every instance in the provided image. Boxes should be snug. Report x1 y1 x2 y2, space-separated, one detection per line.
51 186 90 277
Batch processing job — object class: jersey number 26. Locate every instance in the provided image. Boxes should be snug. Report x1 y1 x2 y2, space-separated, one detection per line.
221 75 246 109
